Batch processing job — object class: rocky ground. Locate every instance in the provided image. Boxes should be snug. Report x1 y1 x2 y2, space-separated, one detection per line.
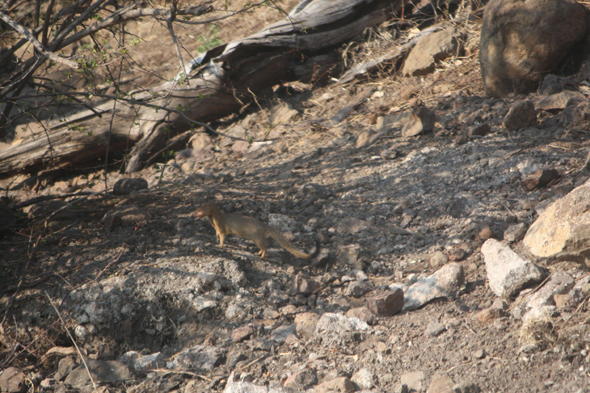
2 1 590 393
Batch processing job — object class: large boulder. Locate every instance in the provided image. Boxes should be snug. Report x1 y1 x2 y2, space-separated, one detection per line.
480 0 587 97
523 180 590 261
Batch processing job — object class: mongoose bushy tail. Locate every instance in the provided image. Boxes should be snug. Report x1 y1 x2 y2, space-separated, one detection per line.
194 202 320 259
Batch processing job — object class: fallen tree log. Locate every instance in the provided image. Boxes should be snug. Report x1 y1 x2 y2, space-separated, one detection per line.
0 0 403 177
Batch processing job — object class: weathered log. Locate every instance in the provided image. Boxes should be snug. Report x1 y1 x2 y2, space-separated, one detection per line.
0 0 403 177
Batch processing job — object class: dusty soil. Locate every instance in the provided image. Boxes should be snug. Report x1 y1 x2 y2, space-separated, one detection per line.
2 1 590 393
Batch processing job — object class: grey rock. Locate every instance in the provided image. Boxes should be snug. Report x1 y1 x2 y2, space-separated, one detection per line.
514 271 574 322
430 251 449 268
284 368 318 390
351 368 375 390
314 312 369 336
346 306 376 325
538 74 576 95
0 367 26 393
167 345 225 371
64 360 132 389
295 312 320 340
55 357 78 380
315 377 355 393
290 273 321 296
270 324 296 344
535 90 585 112
403 27 462 76
504 223 527 243
425 321 446 337
113 178 148 195
119 351 165 371
482 239 547 297
346 280 372 297
403 263 464 311
503 101 537 131
402 106 437 137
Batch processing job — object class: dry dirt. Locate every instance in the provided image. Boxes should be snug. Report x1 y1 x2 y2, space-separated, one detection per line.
2 1 590 393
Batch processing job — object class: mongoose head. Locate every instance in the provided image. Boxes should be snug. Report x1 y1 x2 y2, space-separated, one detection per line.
194 202 217 218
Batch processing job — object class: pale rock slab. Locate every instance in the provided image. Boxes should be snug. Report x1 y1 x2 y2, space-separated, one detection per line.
523 180 590 259
482 239 547 297
403 263 464 310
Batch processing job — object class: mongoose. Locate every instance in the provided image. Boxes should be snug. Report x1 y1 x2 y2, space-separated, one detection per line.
194 202 320 259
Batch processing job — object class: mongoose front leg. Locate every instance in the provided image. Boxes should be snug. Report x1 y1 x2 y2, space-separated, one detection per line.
218 233 226 248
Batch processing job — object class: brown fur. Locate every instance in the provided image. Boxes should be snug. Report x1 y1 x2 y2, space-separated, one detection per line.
194 202 320 259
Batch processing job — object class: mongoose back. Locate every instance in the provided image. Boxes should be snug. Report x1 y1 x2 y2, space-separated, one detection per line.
194 202 320 259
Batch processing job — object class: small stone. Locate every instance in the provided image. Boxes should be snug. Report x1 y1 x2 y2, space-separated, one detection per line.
428 372 455 393
295 312 320 340
56 357 79 380
425 321 446 337
521 169 560 191
404 263 464 311
476 308 505 324
290 273 321 296
430 251 449 268
351 368 375 390
284 368 318 390
315 377 355 393
270 324 296 344
400 371 426 393
535 90 585 112
504 223 527 242
367 289 404 316
346 307 376 325
474 349 486 359
0 367 26 393
469 123 491 137
477 226 494 241
448 248 466 261
113 178 148 195
346 280 372 297
231 326 254 342
503 101 537 131
402 106 437 137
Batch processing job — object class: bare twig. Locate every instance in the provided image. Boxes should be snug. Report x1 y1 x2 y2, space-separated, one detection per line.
45 291 97 391
46 188 111 221
54 2 214 50
0 11 79 69
13 191 97 209
166 0 191 86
